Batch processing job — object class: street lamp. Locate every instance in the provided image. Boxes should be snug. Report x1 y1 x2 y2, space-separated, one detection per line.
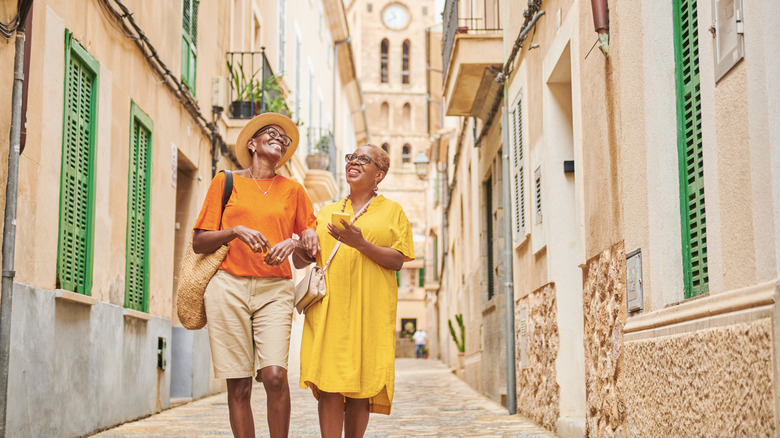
413 150 430 180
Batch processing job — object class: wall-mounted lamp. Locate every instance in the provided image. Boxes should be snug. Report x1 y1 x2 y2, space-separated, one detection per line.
413 150 430 180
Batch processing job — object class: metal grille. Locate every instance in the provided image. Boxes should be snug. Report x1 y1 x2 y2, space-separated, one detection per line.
126 110 152 312
442 0 502 80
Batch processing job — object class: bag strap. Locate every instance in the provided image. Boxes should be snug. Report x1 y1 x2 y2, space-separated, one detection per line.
322 195 375 273
218 170 233 231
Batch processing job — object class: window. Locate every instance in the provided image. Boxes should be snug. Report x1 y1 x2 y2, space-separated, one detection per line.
381 101 389 130
511 97 526 241
673 0 708 298
485 177 494 300
181 0 199 93
381 143 389 154
278 0 286 70
380 38 389 83
126 103 153 312
402 144 411 163
534 167 542 224
57 32 99 295
402 40 410 84
402 102 411 131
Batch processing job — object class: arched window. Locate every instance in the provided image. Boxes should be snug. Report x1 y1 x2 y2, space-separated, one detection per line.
380 39 389 83
402 40 410 84
381 143 390 154
402 102 411 131
402 144 411 164
381 102 390 130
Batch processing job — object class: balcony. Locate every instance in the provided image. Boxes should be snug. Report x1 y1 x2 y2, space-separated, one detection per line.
303 127 339 204
442 0 503 117
226 50 290 119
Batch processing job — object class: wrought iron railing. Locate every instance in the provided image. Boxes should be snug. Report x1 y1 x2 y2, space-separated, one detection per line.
306 127 339 179
226 49 283 119
442 0 503 81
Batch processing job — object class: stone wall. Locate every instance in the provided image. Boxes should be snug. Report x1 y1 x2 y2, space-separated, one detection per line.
582 242 627 438
516 283 560 431
623 318 775 437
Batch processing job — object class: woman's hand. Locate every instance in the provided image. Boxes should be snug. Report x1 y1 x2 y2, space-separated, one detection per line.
231 225 272 254
300 228 320 258
327 220 365 248
264 238 297 266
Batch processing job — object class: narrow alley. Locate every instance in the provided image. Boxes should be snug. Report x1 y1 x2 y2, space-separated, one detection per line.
92 359 557 438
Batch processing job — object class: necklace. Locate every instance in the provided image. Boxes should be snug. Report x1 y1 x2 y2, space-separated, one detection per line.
341 193 376 221
247 168 275 196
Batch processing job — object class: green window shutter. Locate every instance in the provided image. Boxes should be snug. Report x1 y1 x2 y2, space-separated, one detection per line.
485 178 494 300
125 103 153 312
57 32 99 295
511 99 526 242
673 0 708 298
396 270 400 287
432 235 439 282
181 0 199 93
418 268 425 287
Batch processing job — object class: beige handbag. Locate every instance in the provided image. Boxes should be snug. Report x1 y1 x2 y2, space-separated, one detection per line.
176 171 233 330
294 243 339 314
294 196 375 314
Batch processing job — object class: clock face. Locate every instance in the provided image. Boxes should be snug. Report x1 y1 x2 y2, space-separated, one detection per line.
382 5 409 30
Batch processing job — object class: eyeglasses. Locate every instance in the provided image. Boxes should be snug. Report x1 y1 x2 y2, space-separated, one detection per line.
253 126 292 147
344 153 377 166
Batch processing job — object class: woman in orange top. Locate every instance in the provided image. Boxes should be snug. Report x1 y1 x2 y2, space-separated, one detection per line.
192 113 319 438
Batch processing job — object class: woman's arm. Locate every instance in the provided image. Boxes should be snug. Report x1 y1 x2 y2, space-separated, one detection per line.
327 222 405 271
192 226 271 254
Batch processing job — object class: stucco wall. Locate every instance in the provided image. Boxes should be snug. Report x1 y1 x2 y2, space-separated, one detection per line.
623 318 775 437
583 242 627 438
516 282 560 431
8 283 171 437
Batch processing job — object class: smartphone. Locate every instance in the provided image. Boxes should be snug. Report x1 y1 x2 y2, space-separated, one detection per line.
331 212 351 231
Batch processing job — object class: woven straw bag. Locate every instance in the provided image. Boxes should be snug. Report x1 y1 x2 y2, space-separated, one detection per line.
176 170 233 330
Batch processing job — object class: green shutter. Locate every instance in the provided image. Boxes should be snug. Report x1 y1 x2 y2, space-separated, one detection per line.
57 32 99 295
432 235 439 282
673 0 708 298
418 268 425 287
396 270 400 287
181 0 199 93
485 178 494 300
125 103 153 312
511 99 526 241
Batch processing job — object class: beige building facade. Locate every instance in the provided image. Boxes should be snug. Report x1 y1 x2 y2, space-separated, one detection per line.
0 0 364 435
432 0 780 436
346 0 438 346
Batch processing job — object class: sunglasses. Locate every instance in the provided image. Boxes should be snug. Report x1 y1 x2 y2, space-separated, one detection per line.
253 126 292 147
344 153 379 167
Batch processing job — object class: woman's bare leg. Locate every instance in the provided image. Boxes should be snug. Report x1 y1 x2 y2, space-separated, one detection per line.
318 391 346 438
226 378 255 438
344 397 370 438
260 366 291 438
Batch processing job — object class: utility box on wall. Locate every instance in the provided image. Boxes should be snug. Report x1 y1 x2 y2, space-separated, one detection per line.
712 0 745 81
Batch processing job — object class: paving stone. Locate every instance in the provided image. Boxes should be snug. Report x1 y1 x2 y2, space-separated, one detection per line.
92 359 557 437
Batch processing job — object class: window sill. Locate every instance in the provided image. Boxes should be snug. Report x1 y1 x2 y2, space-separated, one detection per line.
54 289 97 306
123 308 152 321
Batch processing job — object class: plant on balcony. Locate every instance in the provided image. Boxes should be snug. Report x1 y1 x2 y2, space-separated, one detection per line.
261 74 291 117
306 134 331 170
227 60 259 118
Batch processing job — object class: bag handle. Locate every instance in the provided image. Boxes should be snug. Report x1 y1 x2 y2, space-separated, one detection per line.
218 170 233 232
322 195 375 273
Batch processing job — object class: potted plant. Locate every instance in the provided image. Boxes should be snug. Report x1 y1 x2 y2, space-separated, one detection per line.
261 74 291 117
227 60 259 119
448 313 465 374
420 346 429 359
306 134 331 170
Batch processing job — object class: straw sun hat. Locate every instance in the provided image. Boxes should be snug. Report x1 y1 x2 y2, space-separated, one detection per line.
235 112 299 169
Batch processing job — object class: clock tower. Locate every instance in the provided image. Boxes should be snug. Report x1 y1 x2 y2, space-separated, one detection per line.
347 0 438 342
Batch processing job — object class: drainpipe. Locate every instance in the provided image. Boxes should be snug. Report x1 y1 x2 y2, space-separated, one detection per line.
499 0 518 415
0 24 28 436
590 0 609 56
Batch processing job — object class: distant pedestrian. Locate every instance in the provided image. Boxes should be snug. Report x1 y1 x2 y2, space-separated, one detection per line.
192 112 319 438
297 144 415 438
413 329 428 358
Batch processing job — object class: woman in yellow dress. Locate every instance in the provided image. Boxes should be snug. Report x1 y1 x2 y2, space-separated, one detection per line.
297 144 414 438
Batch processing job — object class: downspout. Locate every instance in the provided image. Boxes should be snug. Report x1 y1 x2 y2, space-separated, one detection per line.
0 2 31 431
499 0 517 415
590 0 609 56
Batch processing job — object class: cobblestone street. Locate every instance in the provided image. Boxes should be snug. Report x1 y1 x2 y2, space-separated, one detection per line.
92 359 557 437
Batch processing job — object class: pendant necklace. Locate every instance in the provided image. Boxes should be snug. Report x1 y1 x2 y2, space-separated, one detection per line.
248 168 275 196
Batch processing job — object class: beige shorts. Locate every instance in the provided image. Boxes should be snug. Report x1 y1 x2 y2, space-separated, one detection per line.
204 270 294 381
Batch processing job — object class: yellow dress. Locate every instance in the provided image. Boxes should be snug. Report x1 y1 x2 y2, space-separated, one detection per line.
299 195 414 414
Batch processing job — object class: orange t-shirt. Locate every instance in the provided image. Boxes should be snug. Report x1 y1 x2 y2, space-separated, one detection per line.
193 172 317 279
